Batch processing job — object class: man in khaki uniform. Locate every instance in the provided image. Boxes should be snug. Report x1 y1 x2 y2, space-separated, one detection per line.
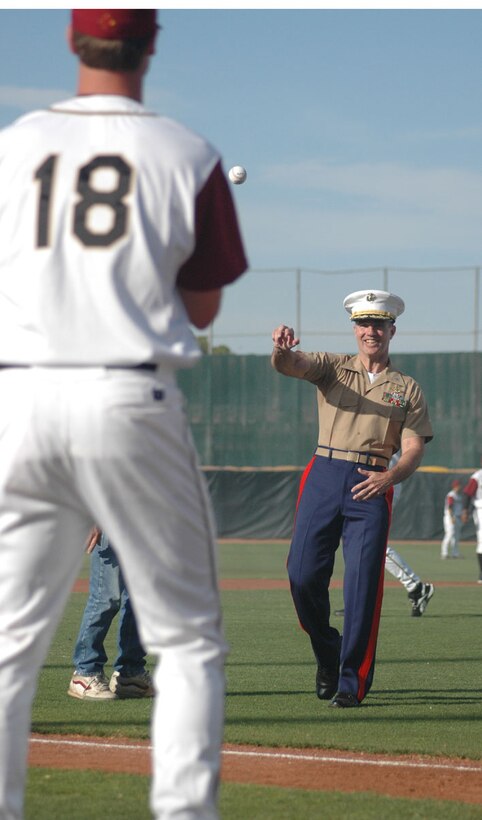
271 290 433 707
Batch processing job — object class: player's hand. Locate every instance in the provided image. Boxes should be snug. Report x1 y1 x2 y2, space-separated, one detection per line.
272 325 300 350
85 526 101 554
461 509 469 525
351 468 392 501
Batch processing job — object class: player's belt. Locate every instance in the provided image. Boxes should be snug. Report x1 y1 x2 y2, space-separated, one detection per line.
118 363 157 371
316 445 389 467
0 362 157 371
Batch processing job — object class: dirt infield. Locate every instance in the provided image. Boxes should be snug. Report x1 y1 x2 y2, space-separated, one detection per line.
73 578 479 593
28 734 482 804
57 575 481 805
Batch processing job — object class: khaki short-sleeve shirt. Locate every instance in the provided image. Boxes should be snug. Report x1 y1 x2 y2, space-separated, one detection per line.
303 352 433 460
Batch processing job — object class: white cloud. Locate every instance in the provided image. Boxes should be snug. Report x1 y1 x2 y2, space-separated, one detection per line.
262 159 482 216
248 201 481 259
239 159 482 267
405 125 482 142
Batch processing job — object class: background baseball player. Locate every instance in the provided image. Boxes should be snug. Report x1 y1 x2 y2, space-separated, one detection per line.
385 544 434 616
336 452 435 618
385 451 434 615
462 461 482 582
441 479 464 559
0 10 247 818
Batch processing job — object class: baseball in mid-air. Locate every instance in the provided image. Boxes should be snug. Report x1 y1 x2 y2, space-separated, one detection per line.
228 165 247 185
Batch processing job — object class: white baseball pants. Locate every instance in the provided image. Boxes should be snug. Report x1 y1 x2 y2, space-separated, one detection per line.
474 508 482 554
385 546 421 593
441 513 462 558
0 366 227 820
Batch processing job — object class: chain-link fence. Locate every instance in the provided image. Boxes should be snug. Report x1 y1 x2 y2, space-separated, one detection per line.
207 265 482 355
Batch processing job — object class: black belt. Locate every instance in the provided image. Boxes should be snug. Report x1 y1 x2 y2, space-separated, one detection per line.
316 445 389 468
0 362 157 371
116 363 157 371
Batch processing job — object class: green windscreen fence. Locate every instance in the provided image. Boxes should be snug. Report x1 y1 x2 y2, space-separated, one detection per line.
178 352 482 469
201 467 475 541
177 352 480 540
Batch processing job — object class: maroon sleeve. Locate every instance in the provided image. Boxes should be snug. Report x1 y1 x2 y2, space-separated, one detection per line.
463 478 478 498
176 160 248 291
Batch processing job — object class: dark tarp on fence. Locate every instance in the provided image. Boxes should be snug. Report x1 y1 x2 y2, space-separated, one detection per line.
178 352 482 469
177 352 480 539
203 468 475 542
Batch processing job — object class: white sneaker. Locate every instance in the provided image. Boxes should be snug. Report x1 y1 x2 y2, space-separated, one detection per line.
68 672 117 700
109 670 154 699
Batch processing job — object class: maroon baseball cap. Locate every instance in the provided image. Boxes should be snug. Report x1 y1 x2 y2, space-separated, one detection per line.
71 9 159 40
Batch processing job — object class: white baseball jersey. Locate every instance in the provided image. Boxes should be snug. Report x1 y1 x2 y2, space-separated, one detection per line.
0 94 247 817
444 489 464 517
0 95 246 368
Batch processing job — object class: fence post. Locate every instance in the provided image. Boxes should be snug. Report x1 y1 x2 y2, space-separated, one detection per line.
474 267 480 353
383 267 388 291
296 268 301 338
474 268 481 466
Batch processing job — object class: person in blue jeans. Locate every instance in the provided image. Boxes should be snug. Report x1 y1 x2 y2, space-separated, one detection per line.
68 529 154 700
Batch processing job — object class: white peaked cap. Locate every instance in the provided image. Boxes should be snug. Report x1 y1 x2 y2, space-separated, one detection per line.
343 289 405 322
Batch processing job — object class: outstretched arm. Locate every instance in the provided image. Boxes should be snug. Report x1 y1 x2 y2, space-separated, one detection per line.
271 324 312 378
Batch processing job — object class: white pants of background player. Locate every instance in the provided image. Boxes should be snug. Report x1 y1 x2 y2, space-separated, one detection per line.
473 509 482 583
0 367 227 820
441 513 462 558
385 546 422 594
474 508 482 554
384 466 422 594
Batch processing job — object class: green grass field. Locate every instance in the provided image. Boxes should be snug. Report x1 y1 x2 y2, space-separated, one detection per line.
27 540 482 818
26 770 482 820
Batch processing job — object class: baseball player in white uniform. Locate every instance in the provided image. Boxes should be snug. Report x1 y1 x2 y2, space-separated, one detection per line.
384 453 434 616
0 10 247 819
462 466 482 582
441 479 464 559
336 452 434 617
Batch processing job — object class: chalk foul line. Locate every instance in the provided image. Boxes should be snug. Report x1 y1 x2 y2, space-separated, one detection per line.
29 737 481 774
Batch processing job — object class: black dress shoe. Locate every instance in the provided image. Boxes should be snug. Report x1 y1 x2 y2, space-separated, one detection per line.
316 664 338 700
330 691 360 708
316 636 342 700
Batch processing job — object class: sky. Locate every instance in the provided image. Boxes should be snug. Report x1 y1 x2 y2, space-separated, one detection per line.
1 7 482 354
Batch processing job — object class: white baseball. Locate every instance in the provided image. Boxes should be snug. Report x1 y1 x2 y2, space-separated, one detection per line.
228 165 247 185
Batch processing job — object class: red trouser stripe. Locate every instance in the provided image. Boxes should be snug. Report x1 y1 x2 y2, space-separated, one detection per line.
295 456 316 512
287 457 316 612
356 486 394 702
